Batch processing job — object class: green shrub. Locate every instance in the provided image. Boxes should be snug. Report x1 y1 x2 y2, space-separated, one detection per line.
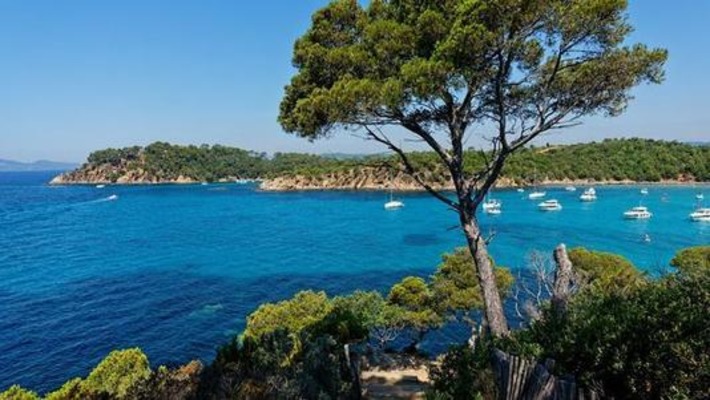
671 246 710 276
427 344 495 400
0 386 39 400
44 378 84 400
568 247 645 293
527 272 710 399
82 348 151 398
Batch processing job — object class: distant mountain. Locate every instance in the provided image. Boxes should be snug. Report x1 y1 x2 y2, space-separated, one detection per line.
0 159 78 172
686 141 709 147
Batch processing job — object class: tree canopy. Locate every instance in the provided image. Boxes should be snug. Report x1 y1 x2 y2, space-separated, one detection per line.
280 0 666 337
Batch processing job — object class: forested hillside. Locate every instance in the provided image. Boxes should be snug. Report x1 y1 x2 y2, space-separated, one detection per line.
50 139 709 186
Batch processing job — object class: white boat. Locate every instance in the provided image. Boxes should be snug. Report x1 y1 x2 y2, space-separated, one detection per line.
623 206 652 219
538 199 562 211
517 188 525 193
107 194 119 201
689 208 710 222
483 198 501 210
640 188 649 195
486 208 502 215
528 191 546 200
384 190 404 210
384 200 404 210
565 186 576 192
579 187 597 202
697 193 705 200
96 184 106 189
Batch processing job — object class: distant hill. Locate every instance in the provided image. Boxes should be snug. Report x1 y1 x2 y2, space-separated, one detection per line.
0 159 78 172
50 138 709 187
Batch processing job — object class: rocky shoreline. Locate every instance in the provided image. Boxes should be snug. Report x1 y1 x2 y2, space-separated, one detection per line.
257 175 707 192
50 174 707 190
51 164 706 190
48 167 256 186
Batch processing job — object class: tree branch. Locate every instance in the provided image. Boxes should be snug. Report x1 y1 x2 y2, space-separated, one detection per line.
361 125 460 211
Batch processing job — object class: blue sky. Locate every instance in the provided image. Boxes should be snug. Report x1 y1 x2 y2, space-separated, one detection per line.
0 1 708 162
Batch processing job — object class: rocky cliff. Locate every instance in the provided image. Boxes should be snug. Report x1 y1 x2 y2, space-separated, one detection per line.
50 161 200 185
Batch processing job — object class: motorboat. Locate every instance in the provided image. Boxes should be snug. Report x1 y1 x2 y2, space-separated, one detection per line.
96 184 106 189
565 186 576 192
486 208 502 215
697 193 705 201
517 188 525 193
107 194 119 201
623 206 652 219
528 191 546 200
538 199 562 211
483 198 502 214
579 187 597 202
640 188 649 195
689 208 710 222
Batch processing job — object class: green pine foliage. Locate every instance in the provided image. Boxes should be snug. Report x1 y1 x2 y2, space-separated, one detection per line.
0 386 40 400
670 246 710 276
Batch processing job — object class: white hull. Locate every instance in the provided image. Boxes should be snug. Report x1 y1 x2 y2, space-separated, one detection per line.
384 201 404 210
528 192 546 200
538 200 562 211
624 213 652 219
690 208 710 222
624 207 652 219
482 199 502 211
579 188 597 202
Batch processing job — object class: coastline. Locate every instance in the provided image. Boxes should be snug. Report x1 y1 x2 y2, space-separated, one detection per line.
256 177 709 192
48 175 709 190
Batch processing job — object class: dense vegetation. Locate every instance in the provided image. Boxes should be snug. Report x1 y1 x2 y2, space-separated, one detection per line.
428 246 710 399
65 138 709 184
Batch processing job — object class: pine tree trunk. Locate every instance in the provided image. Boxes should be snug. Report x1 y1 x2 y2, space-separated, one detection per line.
459 209 509 338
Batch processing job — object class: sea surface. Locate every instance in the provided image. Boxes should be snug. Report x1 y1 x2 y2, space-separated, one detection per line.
1 171 708 392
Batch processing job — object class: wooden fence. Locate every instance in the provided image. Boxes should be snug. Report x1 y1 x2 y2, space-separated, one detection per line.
491 349 601 400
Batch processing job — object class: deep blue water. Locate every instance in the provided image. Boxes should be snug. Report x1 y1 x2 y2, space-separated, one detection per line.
1 171 708 392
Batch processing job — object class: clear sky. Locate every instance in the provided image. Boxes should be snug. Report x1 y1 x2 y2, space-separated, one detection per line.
0 1 708 162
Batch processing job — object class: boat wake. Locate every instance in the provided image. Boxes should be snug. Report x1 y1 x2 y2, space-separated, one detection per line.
90 194 119 203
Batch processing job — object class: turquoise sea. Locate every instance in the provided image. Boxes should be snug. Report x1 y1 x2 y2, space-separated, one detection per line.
1 171 708 392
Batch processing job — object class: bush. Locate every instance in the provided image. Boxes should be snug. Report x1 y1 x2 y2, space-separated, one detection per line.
671 246 710 276
82 348 151 398
0 386 39 400
568 247 645 293
427 344 495 400
526 272 710 399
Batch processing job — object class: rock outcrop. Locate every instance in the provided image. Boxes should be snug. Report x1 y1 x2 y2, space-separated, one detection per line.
50 160 199 185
